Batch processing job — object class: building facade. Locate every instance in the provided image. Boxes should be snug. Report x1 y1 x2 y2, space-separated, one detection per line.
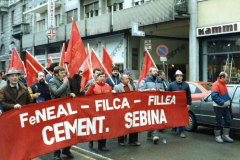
1 0 191 81
197 0 240 84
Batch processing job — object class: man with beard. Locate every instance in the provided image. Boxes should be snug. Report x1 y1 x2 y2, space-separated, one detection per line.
28 71 51 103
86 72 114 151
69 70 82 96
166 70 191 138
105 67 120 89
139 67 164 144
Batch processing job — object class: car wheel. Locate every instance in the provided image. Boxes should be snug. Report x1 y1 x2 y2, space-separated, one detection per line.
184 113 197 132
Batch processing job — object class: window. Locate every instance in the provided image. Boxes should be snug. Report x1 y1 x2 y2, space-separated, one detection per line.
67 9 78 24
85 2 98 19
1 61 6 72
55 15 60 27
12 11 14 26
189 84 202 94
36 20 45 32
119 3 123 10
232 87 240 103
1 45 5 55
201 84 212 91
207 94 212 101
1 15 4 32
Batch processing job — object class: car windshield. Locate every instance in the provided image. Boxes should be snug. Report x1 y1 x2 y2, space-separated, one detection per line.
201 84 212 91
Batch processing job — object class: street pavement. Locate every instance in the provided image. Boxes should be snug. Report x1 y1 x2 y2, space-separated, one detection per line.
34 126 240 160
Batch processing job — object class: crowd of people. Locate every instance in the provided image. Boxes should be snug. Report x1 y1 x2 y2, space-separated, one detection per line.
0 64 234 160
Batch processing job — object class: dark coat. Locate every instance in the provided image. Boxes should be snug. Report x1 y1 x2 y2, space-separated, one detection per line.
29 82 51 103
105 74 120 89
19 77 27 86
167 81 192 105
69 74 81 96
49 76 70 99
0 80 32 112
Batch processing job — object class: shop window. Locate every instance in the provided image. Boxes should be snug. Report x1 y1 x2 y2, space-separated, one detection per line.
207 39 240 53
67 9 78 23
36 19 45 32
49 47 60 53
132 48 139 70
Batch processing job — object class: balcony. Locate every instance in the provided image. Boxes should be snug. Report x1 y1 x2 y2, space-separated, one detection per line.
23 0 62 14
12 23 30 39
174 0 188 14
0 0 8 13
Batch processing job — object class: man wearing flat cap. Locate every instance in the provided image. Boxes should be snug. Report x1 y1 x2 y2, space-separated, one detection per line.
166 70 192 138
0 68 32 112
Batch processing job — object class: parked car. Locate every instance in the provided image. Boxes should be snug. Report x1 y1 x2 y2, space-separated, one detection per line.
185 84 239 132
187 81 213 101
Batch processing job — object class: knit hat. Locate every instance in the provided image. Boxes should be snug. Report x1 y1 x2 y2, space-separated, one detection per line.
123 69 131 75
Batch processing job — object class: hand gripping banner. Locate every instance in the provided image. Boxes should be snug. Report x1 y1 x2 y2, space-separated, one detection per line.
0 90 189 160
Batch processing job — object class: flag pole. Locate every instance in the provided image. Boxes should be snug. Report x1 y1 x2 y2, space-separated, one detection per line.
26 50 52 75
146 49 156 67
92 49 115 85
59 43 65 66
87 44 93 72
85 59 93 78
26 60 38 72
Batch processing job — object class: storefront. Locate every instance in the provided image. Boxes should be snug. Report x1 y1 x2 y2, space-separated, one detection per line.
198 22 240 83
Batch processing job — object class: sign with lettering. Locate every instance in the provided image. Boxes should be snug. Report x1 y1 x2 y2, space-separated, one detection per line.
48 0 55 29
132 21 145 37
196 22 240 37
0 91 188 160
145 40 151 50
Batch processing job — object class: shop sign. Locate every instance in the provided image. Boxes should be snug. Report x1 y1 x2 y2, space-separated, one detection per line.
197 22 240 37
48 53 60 59
132 21 145 37
46 29 56 40
145 40 151 50
48 0 55 29
35 55 45 61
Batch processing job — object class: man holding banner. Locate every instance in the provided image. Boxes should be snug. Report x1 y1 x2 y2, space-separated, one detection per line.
49 66 76 159
139 66 165 144
105 66 120 89
114 74 140 146
82 68 101 95
167 70 191 138
86 71 113 151
0 68 32 112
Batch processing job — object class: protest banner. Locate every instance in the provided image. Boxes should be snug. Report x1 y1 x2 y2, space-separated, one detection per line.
0 90 188 160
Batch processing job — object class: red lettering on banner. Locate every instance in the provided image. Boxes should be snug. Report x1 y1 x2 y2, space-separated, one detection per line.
0 91 188 160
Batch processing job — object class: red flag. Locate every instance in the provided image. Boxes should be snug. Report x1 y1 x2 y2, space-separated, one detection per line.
80 44 92 92
46 57 53 75
26 51 43 71
59 43 68 72
7 48 26 74
66 18 87 78
102 46 113 77
91 49 104 73
138 50 156 86
46 57 53 69
26 60 37 86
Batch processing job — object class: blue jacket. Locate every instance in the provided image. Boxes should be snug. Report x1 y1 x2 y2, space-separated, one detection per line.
30 82 51 102
0 101 3 112
105 74 120 89
211 78 231 107
139 75 165 91
167 81 192 105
